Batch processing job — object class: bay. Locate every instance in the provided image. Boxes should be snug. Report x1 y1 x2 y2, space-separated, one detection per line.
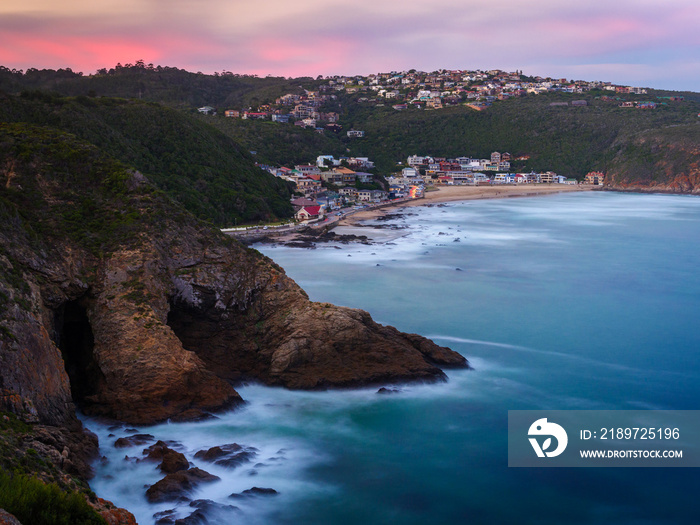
84 192 700 524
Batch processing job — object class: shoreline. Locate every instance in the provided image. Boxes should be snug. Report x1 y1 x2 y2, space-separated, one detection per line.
337 184 594 227
253 184 594 245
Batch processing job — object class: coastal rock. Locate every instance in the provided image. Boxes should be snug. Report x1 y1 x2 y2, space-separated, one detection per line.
153 509 178 525
0 509 22 525
95 500 138 525
153 500 240 525
377 387 402 394
145 468 220 503
143 441 189 473
194 443 258 468
114 434 155 448
0 99 469 525
0 125 467 503
230 487 279 498
605 125 700 195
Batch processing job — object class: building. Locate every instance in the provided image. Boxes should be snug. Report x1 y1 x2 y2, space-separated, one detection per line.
335 167 357 185
584 171 605 185
294 205 322 221
295 177 322 195
243 112 269 120
320 171 345 185
355 172 374 183
347 157 375 169
347 130 365 138
317 155 341 168
295 165 321 176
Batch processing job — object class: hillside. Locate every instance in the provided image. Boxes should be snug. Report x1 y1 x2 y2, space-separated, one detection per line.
604 122 700 193
0 91 294 226
336 91 699 177
0 63 322 109
0 123 466 522
2 63 700 194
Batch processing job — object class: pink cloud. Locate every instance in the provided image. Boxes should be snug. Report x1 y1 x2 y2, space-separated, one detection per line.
0 0 698 89
0 32 161 71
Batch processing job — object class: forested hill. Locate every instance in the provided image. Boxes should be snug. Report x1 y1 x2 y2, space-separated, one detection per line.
0 91 294 225
334 90 700 178
0 63 320 109
2 63 699 192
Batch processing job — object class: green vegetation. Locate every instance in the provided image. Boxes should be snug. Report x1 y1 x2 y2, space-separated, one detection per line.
0 123 156 254
0 470 106 525
0 412 105 525
1 63 699 217
605 122 700 185
0 92 294 226
190 89 700 181
198 114 346 167
330 90 700 178
0 63 323 109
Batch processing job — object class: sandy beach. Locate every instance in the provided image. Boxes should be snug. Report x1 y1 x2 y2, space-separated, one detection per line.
339 184 594 226
248 184 595 244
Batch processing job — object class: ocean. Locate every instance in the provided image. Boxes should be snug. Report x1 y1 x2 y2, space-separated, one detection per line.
83 191 700 524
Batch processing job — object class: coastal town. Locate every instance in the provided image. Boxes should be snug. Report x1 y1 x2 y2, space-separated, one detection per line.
244 153 604 226
201 68 663 130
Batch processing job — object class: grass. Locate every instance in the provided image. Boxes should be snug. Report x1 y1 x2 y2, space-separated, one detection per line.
0 470 106 525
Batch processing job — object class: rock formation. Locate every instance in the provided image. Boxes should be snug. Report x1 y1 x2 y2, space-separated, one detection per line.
0 124 467 519
604 124 700 194
0 125 467 429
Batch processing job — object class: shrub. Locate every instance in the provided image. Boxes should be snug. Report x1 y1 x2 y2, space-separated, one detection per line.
0 470 106 525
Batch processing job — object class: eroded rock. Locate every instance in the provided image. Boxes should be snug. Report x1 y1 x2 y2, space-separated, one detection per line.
143 441 189 473
194 443 258 469
145 468 220 503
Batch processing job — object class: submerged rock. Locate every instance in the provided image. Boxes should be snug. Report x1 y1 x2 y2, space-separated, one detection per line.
143 441 189 473
114 434 155 448
145 468 220 503
154 499 241 525
230 487 279 498
194 443 258 469
153 509 178 525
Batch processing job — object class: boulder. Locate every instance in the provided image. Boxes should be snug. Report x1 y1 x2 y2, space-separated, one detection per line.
145 468 220 503
230 487 278 498
194 444 257 469
143 441 189 473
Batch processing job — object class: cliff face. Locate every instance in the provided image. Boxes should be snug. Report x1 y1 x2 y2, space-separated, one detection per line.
604 123 700 194
0 123 467 432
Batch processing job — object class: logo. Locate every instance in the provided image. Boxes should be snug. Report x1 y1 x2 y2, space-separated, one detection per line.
528 418 568 458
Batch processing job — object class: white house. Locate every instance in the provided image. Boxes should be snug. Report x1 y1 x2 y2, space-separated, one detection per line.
317 155 341 168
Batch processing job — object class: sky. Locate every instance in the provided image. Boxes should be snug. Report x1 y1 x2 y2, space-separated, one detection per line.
1 0 699 91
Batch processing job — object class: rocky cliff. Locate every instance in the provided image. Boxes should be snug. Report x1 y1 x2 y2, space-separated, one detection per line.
0 122 466 521
603 123 700 194
0 121 465 423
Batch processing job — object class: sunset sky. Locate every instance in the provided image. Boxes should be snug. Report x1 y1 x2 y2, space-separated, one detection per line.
1 0 698 91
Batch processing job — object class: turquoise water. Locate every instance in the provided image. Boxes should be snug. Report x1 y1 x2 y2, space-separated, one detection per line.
85 192 700 524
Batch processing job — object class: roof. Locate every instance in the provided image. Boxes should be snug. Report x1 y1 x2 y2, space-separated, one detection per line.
291 197 319 207
296 205 321 216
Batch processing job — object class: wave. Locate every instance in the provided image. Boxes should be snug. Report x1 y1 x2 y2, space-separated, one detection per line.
429 335 697 380
428 335 644 373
